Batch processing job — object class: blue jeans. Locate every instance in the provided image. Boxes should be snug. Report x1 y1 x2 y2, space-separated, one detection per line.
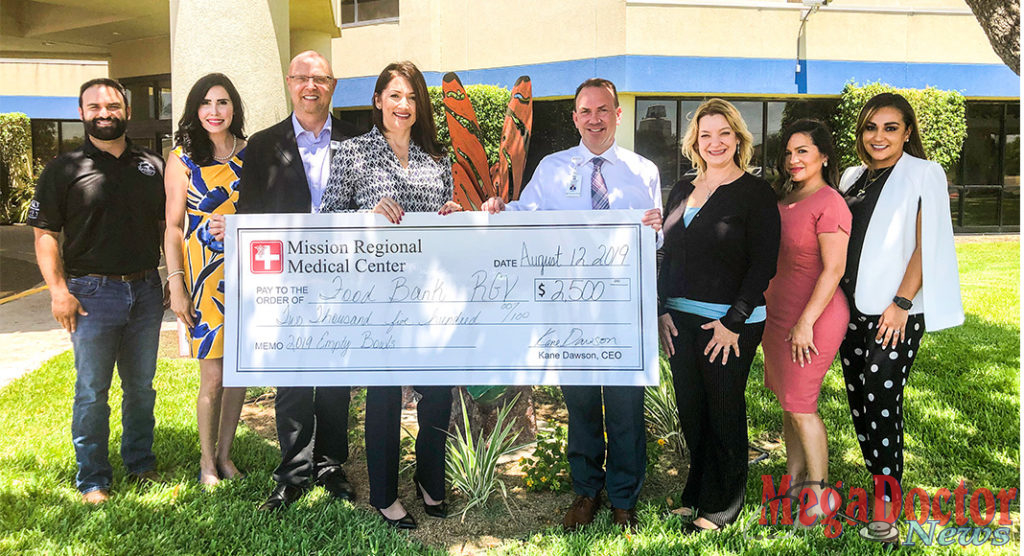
68 271 163 493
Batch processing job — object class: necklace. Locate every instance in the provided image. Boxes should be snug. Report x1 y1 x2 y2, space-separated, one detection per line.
699 170 741 203
212 135 237 162
853 165 893 198
383 133 410 169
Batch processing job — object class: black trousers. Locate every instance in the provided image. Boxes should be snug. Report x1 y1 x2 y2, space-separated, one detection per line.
667 310 764 527
561 385 646 509
365 385 452 508
273 386 350 486
839 307 924 501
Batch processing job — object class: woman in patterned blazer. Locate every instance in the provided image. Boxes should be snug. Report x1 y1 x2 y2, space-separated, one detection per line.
322 61 461 530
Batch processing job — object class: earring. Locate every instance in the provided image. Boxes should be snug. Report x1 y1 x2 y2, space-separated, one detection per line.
823 160 828 167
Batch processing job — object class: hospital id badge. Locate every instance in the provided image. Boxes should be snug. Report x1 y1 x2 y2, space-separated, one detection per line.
566 156 583 197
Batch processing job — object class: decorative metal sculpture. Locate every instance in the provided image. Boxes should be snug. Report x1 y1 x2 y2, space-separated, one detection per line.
493 76 534 203
442 72 533 211
442 73 494 210
442 73 533 404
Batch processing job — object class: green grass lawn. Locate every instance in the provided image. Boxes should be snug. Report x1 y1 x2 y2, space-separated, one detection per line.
0 240 1018 555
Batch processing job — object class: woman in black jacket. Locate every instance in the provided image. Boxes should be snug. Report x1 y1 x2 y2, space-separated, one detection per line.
658 98 780 532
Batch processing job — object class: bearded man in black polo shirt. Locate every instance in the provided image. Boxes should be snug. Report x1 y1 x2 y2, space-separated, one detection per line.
28 78 166 505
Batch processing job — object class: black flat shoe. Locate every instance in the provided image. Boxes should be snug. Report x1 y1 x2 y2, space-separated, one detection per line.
377 508 417 529
258 483 307 511
415 481 448 518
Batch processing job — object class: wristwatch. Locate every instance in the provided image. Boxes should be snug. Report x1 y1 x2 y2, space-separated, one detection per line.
892 296 913 310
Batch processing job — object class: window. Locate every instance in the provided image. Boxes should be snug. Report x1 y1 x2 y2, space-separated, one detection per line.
956 103 1001 187
525 99 578 185
30 75 177 162
30 120 59 166
764 99 838 182
675 99 705 186
1002 107 1019 227
59 122 84 154
950 101 1020 232
125 83 154 121
635 100 677 190
732 100 765 175
30 119 84 166
636 96 1019 232
335 108 373 135
635 96 838 196
342 0 399 26
157 86 172 120
118 74 172 157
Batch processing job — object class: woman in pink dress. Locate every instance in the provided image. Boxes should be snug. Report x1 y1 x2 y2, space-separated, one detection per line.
762 119 851 520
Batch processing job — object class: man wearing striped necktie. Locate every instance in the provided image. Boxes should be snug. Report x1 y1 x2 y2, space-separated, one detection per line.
483 78 662 531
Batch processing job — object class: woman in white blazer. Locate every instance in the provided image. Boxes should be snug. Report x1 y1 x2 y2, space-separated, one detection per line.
837 93 963 511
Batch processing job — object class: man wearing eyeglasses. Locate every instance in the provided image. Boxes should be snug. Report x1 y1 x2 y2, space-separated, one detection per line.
234 50 361 511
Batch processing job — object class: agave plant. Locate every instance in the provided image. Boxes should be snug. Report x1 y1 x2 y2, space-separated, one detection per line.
445 391 523 520
645 358 685 456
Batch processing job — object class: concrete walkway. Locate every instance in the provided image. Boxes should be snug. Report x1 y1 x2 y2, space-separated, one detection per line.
0 287 177 389
0 223 179 388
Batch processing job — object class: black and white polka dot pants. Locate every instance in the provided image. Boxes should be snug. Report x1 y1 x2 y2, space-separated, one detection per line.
839 308 925 501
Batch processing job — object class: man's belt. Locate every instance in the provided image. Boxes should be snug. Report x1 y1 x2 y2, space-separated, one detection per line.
72 269 155 282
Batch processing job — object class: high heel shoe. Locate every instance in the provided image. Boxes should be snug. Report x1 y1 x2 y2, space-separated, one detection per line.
216 462 247 480
682 522 720 535
377 508 417 529
682 518 721 535
415 481 448 518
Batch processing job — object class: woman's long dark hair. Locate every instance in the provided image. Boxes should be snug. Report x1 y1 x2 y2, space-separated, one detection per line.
854 92 927 164
371 61 444 160
174 73 246 165
771 118 839 199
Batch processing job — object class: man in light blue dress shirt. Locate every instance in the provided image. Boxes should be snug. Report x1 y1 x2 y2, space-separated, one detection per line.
483 78 662 530
292 111 337 213
227 50 360 512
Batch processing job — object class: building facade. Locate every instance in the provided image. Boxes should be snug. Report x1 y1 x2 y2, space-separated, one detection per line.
1 0 1019 231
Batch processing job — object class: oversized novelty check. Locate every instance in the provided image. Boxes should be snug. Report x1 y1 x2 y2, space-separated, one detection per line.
223 210 658 387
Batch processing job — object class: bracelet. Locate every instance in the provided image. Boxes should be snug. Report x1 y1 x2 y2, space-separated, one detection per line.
166 270 185 281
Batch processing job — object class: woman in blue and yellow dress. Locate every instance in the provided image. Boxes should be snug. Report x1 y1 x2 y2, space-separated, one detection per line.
164 73 247 486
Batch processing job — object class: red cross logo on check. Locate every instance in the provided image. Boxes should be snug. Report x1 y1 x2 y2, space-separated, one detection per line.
250 240 283 273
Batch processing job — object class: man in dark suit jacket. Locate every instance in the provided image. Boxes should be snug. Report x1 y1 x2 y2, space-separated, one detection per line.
236 50 362 511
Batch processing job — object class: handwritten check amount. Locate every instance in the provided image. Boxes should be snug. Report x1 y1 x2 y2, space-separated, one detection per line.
223 210 659 387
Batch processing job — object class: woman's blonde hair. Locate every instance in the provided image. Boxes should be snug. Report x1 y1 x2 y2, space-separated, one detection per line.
681 98 754 178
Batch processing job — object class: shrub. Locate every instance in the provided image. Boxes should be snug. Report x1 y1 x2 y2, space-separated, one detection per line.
519 425 570 492
428 84 510 165
832 81 967 172
646 437 666 475
0 113 35 224
445 391 523 519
